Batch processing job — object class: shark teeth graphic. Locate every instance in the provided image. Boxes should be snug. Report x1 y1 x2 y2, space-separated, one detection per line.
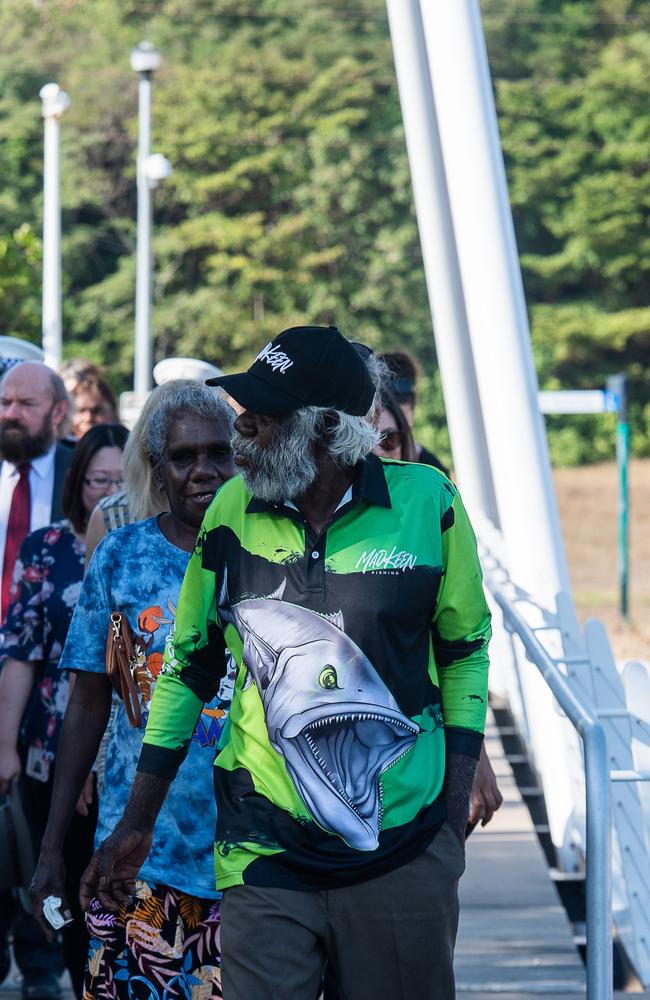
278 705 419 851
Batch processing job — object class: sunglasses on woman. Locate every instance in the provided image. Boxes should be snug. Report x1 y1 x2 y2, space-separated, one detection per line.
379 428 402 450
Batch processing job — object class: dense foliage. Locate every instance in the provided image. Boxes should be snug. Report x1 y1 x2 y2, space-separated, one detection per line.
0 0 648 465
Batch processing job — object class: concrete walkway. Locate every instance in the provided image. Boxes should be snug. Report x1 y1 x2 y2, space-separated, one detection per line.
458 718 623 1000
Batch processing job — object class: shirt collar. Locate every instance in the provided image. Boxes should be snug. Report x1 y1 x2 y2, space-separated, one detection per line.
356 453 392 509
245 453 391 516
30 444 57 479
4 443 56 479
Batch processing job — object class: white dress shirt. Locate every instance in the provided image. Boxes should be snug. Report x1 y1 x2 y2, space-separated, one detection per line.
0 444 57 618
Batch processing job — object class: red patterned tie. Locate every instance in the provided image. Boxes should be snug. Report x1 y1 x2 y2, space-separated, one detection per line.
2 463 31 622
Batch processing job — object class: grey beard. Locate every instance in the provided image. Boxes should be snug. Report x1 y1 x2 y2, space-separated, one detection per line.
232 418 317 503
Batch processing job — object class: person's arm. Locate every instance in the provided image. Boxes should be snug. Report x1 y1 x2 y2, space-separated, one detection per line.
0 658 37 793
78 771 169 912
29 534 116 934
30 673 111 930
469 742 503 830
84 503 108 572
78 521 228 911
0 530 49 792
432 490 492 841
29 671 111 935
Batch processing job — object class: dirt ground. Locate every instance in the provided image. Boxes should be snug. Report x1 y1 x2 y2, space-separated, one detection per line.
553 458 650 665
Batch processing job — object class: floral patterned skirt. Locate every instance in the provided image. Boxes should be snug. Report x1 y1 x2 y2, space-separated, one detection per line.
83 880 222 1000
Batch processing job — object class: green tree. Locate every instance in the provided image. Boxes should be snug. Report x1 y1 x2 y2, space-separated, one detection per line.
1 0 650 466
0 225 41 341
485 0 650 462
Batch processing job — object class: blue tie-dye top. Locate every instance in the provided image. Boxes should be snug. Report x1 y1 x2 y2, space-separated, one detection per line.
59 516 233 899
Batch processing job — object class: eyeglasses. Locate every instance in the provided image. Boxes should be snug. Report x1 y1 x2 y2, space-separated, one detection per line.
378 428 402 451
83 475 124 489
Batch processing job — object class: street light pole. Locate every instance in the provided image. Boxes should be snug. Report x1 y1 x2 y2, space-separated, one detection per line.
131 41 160 394
40 83 70 371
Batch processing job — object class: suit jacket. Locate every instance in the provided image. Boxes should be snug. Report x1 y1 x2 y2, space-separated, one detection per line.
51 441 74 521
0 441 74 525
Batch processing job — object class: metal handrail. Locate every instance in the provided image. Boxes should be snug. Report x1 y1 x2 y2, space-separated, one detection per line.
484 569 613 1000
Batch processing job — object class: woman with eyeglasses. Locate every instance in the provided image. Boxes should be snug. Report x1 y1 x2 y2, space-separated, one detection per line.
373 388 418 462
0 423 128 998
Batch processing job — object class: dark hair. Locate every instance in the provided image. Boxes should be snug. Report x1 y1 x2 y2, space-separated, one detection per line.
62 423 129 533
378 350 419 406
379 388 417 462
60 358 119 414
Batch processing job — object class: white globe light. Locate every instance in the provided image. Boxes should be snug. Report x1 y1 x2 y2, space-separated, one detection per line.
143 153 173 187
40 83 70 119
130 41 161 74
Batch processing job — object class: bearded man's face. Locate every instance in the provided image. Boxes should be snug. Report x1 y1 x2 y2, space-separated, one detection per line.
0 368 63 464
232 411 318 503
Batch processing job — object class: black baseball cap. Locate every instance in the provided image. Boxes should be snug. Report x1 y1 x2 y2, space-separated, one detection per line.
207 326 375 416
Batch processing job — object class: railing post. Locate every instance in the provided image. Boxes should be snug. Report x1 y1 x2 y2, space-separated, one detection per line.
584 724 612 1000
483 567 614 999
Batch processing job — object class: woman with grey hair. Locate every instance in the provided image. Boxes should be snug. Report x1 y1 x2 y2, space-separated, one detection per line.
29 382 235 1000
83 380 200 563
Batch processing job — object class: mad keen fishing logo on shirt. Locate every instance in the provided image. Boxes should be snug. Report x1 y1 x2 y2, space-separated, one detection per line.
355 547 418 575
256 341 294 373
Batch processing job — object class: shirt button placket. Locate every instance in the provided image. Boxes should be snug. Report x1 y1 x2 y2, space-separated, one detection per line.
306 536 326 593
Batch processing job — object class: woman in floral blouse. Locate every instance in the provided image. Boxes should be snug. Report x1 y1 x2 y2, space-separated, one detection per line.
0 423 128 998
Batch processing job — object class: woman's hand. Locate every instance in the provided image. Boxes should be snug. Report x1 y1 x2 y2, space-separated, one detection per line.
0 744 21 794
29 850 69 941
75 772 95 816
80 825 153 913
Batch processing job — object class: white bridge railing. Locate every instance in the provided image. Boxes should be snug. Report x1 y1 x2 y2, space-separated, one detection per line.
477 521 650 997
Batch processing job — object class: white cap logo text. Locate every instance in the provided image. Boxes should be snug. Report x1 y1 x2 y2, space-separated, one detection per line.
256 342 294 374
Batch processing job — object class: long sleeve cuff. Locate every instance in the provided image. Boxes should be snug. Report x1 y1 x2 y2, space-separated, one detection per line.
445 726 484 759
137 743 189 780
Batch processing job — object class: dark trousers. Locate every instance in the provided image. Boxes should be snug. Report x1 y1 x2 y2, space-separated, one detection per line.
16 768 97 999
221 821 465 1000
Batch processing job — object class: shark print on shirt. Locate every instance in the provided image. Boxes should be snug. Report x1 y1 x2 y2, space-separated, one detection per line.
219 573 419 851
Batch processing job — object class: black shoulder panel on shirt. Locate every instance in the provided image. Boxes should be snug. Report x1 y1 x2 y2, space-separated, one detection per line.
440 505 455 533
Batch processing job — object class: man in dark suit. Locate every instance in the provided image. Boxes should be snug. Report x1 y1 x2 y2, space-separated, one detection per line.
0 361 72 623
0 359 71 1000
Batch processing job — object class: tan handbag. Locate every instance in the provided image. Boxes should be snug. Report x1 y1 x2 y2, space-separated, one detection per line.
105 612 142 728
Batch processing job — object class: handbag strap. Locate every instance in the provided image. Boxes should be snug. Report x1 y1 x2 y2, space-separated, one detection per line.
109 613 142 728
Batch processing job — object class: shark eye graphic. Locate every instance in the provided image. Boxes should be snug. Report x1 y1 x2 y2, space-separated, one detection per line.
319 665 340 690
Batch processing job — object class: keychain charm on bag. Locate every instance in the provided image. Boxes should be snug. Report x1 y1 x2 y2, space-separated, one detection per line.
105 612 142 727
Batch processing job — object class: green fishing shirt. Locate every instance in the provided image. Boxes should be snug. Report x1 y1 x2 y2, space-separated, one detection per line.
139 454 491 890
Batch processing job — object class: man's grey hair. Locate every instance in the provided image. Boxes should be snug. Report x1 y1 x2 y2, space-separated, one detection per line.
293 350 389 466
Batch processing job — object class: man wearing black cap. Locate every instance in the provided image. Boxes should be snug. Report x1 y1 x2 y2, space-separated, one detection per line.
74 326 491 1000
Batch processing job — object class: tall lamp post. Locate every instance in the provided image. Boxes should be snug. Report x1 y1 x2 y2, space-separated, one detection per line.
40 83 70 371
131 41 171 394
